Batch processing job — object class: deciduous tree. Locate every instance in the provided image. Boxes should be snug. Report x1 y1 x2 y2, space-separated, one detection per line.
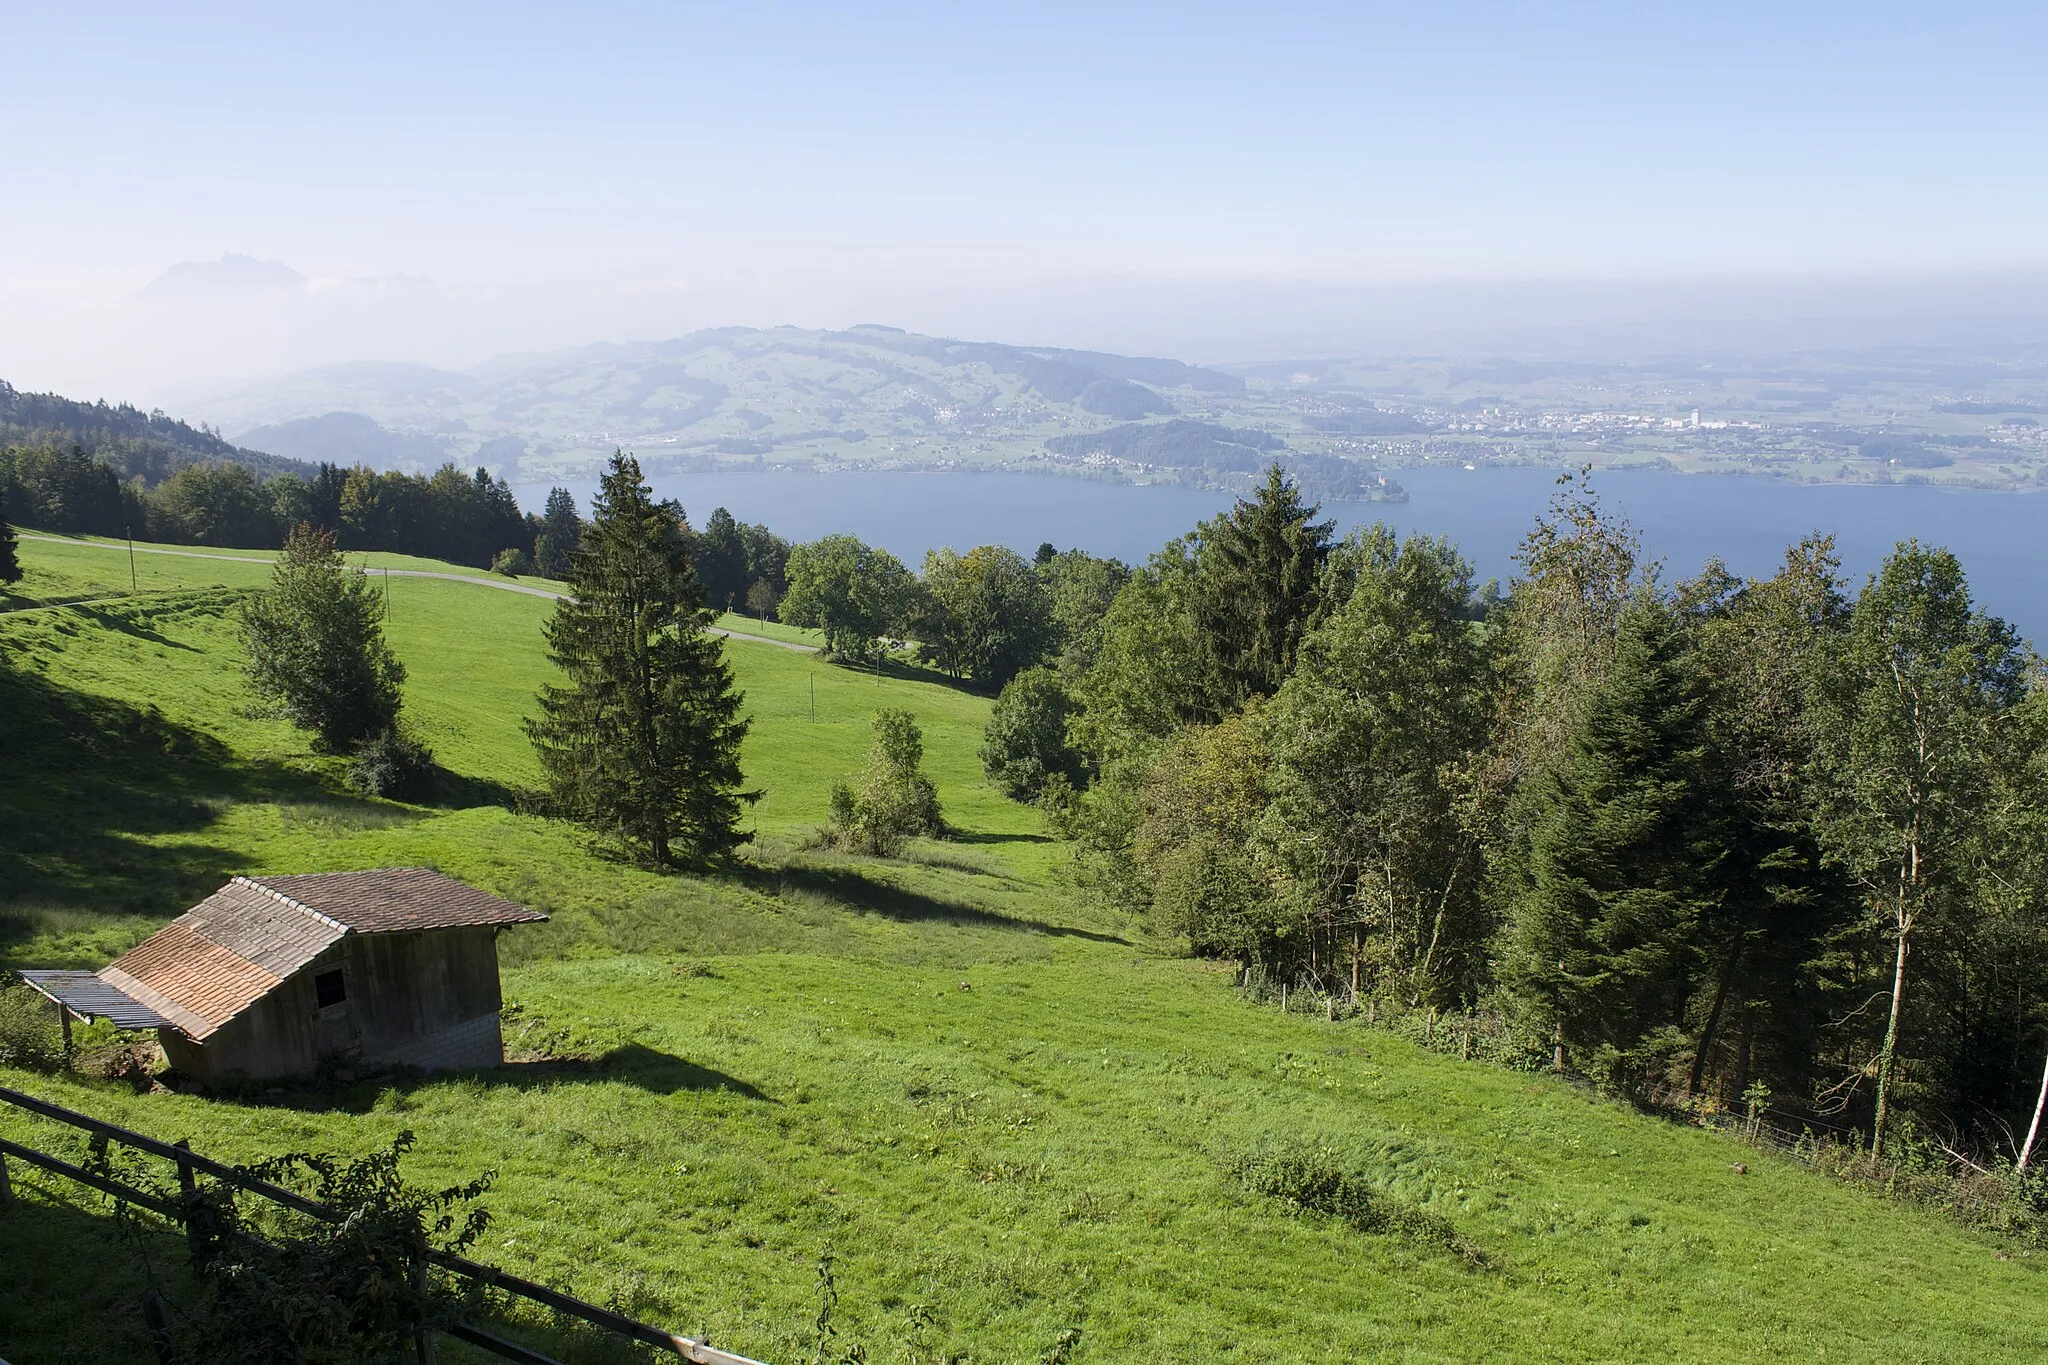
242 524 406 753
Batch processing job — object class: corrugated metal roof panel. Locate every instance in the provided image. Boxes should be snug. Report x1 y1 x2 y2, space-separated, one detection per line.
16 970 174 1030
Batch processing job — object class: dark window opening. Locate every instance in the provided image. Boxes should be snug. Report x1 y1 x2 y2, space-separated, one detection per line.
314 969 347 1009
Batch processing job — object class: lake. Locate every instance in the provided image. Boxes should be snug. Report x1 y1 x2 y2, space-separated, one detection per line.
515 468 2048 645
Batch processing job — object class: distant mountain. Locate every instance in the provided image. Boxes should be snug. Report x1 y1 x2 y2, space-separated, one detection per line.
0 379 311 487
236 411 455 473
178 324 1327 494
133 253 308 302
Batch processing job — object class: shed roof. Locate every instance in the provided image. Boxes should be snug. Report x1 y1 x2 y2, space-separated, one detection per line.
247 870 547 934
57 870 544 1041
17 970 174 1030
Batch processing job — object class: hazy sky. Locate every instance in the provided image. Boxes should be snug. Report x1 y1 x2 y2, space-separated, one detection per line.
5 2 2048 395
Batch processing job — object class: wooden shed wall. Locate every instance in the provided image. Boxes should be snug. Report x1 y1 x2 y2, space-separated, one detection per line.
163 928 505 1082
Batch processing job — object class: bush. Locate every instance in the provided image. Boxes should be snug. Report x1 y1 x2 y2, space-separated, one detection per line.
491 546 535 577
347 726 437 801
0 983 65 1071
824 709 944 856
1229 1141 1487 1266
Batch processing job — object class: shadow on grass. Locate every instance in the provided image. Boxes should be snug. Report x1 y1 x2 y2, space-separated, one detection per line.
0 1180 198 1363
71 603 204 652
746 857 1127 945
951 830 1055 846
0 668 456 960
234 1043 774 1113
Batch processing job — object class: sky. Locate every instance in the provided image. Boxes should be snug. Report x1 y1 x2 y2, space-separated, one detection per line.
5 2 2048 398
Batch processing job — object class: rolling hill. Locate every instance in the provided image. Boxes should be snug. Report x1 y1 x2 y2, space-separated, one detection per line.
176 327 1407 500
1 533 2043 1362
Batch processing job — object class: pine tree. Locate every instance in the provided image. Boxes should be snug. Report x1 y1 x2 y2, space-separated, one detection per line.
1190 464 1334 714
695 507 750 614
0 498 20 585
532 487 582 578
525 453 754 866
1508 594 1722 1090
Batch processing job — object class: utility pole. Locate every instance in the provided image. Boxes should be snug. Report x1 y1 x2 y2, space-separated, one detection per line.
127 528 137 593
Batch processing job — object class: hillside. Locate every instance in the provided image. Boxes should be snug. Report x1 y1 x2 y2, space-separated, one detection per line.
2 535 2044 1363
0 378 312 487
177 327 1403 500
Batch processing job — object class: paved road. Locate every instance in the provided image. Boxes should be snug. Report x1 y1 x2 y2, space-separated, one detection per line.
11 534 817 652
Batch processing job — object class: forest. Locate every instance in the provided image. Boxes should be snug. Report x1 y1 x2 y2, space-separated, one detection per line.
942 464 2048 1164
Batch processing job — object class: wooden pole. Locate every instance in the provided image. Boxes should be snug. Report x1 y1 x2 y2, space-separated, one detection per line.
810 673 816 723
56 1000 72 1066
127 531 138 592
0 1148 12 1207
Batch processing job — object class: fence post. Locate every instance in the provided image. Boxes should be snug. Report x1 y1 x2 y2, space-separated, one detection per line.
142 1291 178 1364
0 1148 12 1207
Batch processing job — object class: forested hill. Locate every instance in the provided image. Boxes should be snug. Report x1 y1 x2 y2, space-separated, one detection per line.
0 379 311 486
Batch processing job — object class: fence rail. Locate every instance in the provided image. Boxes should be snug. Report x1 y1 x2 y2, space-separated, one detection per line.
0 1085 766 1365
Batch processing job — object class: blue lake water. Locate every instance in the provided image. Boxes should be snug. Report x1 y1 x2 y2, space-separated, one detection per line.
516 468 2047 646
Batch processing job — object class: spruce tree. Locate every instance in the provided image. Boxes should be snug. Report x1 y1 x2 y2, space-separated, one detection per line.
1508 593 1722 1089
526 453 754 866
1190 464 1333 714
0 498 20 585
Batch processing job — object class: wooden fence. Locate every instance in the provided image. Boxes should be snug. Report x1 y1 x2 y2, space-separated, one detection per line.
0 1085 766 1365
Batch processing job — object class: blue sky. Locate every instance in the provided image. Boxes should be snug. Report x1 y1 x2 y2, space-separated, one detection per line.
4 3 2047 393
7 1 2045 285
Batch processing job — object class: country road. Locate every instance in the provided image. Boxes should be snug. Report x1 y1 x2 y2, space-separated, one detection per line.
10 535 818 652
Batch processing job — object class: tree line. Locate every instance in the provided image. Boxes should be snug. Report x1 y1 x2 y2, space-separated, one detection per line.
981 464 2048 1159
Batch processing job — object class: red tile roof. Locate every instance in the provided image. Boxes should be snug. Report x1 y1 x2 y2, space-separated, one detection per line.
93 870 543 1040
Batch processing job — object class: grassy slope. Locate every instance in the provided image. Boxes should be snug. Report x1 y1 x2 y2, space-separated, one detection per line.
2 537 2043 1364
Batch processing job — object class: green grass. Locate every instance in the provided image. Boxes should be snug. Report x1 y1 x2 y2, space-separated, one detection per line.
3 533 2044 1363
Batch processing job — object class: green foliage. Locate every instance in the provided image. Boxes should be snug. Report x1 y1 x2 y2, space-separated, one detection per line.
916 544 1053 688
491 546 534 576
1806 539 2037 1149
1188 463 1334 713
346 726 438 802
0 499 19 585
696 506 751 613
1134 709 1276 957
781 534 915 663
1506 595 1721 1091
1067 544 1206 767
1260 528 1490 1004
1039 548 1129 677
138 1132 493 1364
242 524 407 753
980 667 1083 800
151 461 275 548
526 453 754 867
0 982 65 1070
1229 1141 1487 1265
826 709 944 856
532 486 583 578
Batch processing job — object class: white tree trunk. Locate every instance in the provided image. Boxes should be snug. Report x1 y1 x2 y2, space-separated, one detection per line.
2020 1045 2048 1170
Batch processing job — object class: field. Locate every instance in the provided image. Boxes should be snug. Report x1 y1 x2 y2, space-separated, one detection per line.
3 534 2044 1363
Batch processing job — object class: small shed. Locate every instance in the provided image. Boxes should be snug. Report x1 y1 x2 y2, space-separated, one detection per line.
20 869 546 1084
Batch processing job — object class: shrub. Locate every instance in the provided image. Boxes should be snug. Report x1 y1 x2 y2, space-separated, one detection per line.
824 709 944 856
243 524 406 752
347 726 438 801
1229 1141 1487 1266
492 546 535 577
0 983 65 1071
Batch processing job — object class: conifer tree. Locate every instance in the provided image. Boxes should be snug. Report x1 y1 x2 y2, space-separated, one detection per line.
526 453 753 866
0 498 20 585
243 524 405 752
1190 464 1334 714
1508 593 1722 1089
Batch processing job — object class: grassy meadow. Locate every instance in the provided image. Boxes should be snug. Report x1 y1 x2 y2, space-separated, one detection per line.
2 534 2044 1363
